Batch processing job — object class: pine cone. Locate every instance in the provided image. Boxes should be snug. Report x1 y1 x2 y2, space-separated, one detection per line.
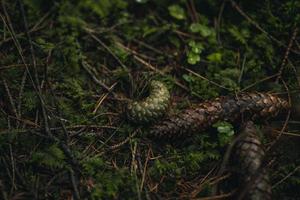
127 80 170 123
149 93 289 138
234 121 272 200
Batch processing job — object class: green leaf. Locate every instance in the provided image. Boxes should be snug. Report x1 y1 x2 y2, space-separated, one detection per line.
207 53 222 63
35 38 55 50
187 52 200 65
168 4 186 20
189 23 213 37
182 74 193 82
187 40 203 64
188 40 204 52
228 26 250 45
213 122 235 146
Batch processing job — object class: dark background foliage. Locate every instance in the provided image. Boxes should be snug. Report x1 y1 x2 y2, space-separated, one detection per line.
0 0 299 199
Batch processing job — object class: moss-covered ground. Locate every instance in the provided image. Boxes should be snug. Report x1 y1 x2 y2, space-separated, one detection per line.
0 0 300 199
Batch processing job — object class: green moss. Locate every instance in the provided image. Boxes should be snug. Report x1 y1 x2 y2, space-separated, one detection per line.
0 0 298 199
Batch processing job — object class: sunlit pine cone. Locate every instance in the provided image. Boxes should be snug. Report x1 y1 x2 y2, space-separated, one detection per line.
149 92 289 138
234 121 272 200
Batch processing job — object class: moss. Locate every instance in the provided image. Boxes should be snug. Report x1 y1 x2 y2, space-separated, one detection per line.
0 0 299 199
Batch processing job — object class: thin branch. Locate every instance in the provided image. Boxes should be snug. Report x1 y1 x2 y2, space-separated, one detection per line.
266 78 291 152
241 73 280 92
272 165 300 189
230 0 300 55
276 27 298 82
185 68 231 91
84 28 128 70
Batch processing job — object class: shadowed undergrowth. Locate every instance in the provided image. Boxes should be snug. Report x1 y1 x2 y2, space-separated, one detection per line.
0 0 299 199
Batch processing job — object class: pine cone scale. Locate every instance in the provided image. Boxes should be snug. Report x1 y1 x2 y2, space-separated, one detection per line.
149 93 289 138
234 121 272 200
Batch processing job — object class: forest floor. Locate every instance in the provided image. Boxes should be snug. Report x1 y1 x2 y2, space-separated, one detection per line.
0 0 300 199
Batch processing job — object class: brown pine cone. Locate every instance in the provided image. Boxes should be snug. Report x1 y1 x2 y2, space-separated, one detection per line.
149 92 289 138
234 121 271 200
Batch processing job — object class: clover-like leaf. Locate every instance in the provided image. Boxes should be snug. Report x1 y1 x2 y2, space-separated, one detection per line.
168 4 186 20
190 23 213 37
213 121 235 146
207 52 222 63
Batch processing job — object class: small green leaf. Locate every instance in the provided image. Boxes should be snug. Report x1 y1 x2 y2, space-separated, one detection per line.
189 23 212 37
207 53 222 63
36 38 55 50
168 4 186 20
188 40 204 52
228 26 250 45
187 52 200 65
182 74 193 82
213 122 235 146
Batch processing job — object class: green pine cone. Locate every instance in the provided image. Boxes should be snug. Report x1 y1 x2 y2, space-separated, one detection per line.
127 80 170 123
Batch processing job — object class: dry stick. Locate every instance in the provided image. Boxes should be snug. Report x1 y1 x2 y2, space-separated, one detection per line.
211 131 248 195
69 169 81 200
272 129 300 137
132 38 166 56
17 70 27 126
140 148 151 191
8 144 16 194
114 40 158 61
134 55 190 91
240 73 280 92
216 0 226 45
81 60 124 102
272 165 300 189
85 28 135 97
81 60 112 91
1 78 18 119
0 124 118 136
46 84 83 199
85 29 128 70
0 4 40 103
288 59 300 88
0 180 8 200
18 1 81 198
1 157 13 188
0 26 44 47
137 149 152 200
0 8 51 47
238 55 246 84
230 0 300 55
0 63 31 71
2 153 29 197
208 173 231 186
130 141 142 200
195 191 235 200
189 0 199 22
197 165 218 186
109 129 139 150
266 78 291 152
18 0 39 87
114 41 190 92
276 28 298 82
93 82 118 114
184 68 231 91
